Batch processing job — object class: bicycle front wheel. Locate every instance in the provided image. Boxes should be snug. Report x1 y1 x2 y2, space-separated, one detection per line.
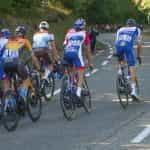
2 91 19 132
27 88 42 122
116 75 129 109
60 74 76 121
82 77 91 113
41 74 55 101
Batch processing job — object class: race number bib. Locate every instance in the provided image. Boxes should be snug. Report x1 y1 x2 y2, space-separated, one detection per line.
2 49 19 61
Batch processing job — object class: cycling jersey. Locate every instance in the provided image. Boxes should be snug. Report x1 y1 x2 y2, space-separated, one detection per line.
115 26 141 66
64 30 90 69
2 37 32 63
0 37 8 80
0 38 8 57
115 27 141 48
32 31 54 50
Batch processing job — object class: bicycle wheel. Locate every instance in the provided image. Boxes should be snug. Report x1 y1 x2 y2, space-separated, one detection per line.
116 75 129 109
82 78 92 113
2 91 19 132
27 88 42 122
41 73 55 101
60 74 76 121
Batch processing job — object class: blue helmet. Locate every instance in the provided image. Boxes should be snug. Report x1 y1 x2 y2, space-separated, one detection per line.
15 25 26 36
126 18 136 26
0 28 11 39
73 18 86 30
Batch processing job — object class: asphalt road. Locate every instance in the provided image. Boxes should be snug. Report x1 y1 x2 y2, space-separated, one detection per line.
1 33 150 150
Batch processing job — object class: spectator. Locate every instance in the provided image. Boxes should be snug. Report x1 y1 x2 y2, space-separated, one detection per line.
89 24 99 54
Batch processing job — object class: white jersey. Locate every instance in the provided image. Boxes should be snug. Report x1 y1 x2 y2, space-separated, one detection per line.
32 31 54 50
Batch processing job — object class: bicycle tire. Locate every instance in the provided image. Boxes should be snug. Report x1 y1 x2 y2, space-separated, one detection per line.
116 75 129 109
27 88 42 122
1 91 19 132
41 74 55 101
82 77 92 113
60 74 76 121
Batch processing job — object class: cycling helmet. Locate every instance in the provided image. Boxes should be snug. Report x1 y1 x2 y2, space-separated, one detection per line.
39 21 49 30
73 18 86 30
0 28 11 39
126 18 136 26
15 25 26 36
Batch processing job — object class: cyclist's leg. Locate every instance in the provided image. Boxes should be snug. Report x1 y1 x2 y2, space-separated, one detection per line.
125 48 138 97
116 47 125 74
17 63 33 98
74 53 86 97
2 62 17 93
31 52 41 72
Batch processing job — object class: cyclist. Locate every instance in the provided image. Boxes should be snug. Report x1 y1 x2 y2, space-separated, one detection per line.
63 18 92 98
32 21 59 79
1 25 36 99
0 29 10 83
115 18 142 100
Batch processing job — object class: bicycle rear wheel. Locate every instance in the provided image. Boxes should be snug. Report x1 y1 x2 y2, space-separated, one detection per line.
27 88 42 122
60 74 76 121
2 91 19 132
116 75 129 109
82 78 91 113
41 74 55 101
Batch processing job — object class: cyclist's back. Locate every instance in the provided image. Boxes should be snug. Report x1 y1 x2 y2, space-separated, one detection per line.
32 31 54 50
115 26 141 51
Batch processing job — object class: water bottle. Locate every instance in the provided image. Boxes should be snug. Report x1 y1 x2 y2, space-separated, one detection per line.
19 87 28 99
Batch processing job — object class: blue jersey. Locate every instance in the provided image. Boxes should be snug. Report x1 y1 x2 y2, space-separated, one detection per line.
115 26 141 49
0 38 8 58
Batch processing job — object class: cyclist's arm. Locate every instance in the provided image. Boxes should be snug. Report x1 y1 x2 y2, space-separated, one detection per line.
25 39 41 70
48 34 60 62
84 32 92 67
136 28 142 58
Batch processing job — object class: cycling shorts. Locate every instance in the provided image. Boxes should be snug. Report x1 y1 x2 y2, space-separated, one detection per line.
3 62 28 80
33 48 52 65
0 62 6 80
64 51 85 70
116 45 136 66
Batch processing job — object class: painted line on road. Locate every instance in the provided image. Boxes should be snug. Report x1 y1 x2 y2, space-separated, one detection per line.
91 68 99 74
112 98 132 102
143 42 150 44
54 88 61 95
109 51 114 54
85 68 99 77
101 60 109 66
95 50 105 56
107 54 113 59
131 127 150 144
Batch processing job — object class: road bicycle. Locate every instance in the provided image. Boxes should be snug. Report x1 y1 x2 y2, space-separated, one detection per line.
0 63 42 132
60 61 91 121
116 65 140 109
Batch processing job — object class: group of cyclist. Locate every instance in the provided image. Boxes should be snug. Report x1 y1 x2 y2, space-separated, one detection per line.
0 18 93 103
0 16 142 110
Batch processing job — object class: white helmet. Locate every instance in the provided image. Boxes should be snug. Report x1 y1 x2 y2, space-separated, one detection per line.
39 21 49 29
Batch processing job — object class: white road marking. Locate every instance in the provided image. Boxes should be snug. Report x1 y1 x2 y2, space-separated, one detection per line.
91 68 99 74
109 51 113 54
85 72 91 77
54 88 61 95
131 127 150 143
112 98 132 102
101 60 109 66
107 55 113 59
143 42 150 44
